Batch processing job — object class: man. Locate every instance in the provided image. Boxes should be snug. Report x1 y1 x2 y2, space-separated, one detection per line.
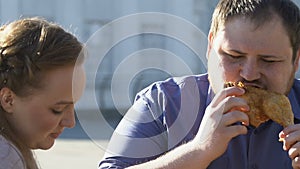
99 0 300 168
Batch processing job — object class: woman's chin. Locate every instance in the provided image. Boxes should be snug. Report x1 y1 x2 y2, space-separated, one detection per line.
31 139 55 150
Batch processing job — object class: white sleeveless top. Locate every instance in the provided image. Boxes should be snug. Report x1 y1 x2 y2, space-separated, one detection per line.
0 135 25 169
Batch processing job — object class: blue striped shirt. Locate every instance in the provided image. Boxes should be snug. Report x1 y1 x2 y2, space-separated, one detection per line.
99 74 300 169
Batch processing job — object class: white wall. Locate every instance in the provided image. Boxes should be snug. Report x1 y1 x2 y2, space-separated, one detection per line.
0 0 299 112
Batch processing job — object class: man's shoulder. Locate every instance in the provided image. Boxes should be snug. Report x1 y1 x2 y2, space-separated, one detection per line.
136 74 210 101
156 73 209 89
136 74 209 102
293 78 300 92
139 74 209 94
294 78 300 86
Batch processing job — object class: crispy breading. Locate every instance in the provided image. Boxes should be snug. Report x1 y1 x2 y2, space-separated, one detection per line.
224 82 294 128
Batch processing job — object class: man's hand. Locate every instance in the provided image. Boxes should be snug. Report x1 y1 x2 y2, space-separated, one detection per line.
128 86 251 169
192 86 250 162
280 124 300 169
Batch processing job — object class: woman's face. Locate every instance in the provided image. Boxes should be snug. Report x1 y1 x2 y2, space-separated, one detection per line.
6 64 85 149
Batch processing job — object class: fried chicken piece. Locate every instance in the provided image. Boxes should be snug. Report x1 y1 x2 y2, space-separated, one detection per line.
224 82 294 128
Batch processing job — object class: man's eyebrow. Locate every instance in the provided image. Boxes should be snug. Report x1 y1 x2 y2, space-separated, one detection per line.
228 49 281 58
55 101 74 105
258 54 281 58
227 49 247 55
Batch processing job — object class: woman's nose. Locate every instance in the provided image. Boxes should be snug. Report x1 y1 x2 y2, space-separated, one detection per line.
60 111 76 128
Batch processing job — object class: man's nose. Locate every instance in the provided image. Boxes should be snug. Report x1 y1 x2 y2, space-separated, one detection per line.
240 58 261 81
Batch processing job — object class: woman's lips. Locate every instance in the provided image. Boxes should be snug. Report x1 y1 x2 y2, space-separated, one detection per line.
50 132 62 139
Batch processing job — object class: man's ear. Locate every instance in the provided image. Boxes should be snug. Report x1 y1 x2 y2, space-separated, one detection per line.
294 49 300 72
206 32 214 59
0 87 15 113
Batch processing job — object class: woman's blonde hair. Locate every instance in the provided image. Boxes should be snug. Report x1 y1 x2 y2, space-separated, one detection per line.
0 17 83 169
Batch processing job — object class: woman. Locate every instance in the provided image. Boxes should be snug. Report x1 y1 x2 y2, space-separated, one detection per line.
0 17 85 169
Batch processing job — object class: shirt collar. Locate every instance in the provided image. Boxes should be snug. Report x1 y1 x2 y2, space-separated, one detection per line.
288 87 300 120
206 85 214 107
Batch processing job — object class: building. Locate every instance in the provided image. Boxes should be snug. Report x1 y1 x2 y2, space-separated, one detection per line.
0 0 299 123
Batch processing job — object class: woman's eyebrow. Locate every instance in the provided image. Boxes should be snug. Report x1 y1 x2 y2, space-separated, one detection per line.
55 101 74 105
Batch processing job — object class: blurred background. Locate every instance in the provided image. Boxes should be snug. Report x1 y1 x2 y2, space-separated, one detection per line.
1 0 300 168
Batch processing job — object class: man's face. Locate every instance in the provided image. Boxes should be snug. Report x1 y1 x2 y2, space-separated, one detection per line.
207 17 300 95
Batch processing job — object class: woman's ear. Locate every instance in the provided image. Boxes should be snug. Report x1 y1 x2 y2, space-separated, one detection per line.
0 87 15 113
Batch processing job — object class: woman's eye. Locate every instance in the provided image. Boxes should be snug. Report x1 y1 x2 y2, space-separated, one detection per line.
52 109 63 115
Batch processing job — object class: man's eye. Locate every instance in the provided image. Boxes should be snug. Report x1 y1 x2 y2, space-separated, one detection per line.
225 53 242 59
263 58 284 63
262 58 282 63
263 60 275 63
